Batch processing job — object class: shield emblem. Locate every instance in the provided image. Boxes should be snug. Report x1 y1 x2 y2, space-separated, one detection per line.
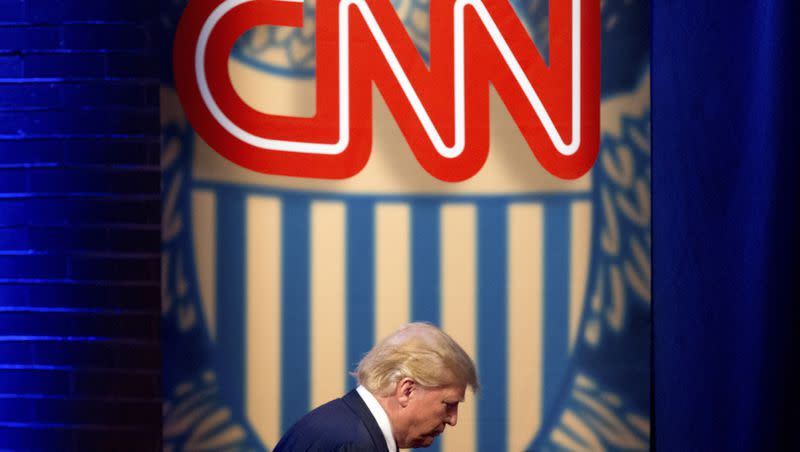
161 0 651 450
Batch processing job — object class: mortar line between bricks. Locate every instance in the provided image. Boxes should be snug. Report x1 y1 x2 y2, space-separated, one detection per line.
0 336 158 344
0 421 160 431
0 279 159 287
0 20 160 27
0 249 161 257
0 224 160 231
0 226 160 232
0 365 160 375
0 164 161 171
0 394 161 403
0 107 161 113
0 80 159 87
0 49 158 56
0 192 160 200
0 77 159 84
0 22 158 29
0 134 159 142
0 307 158 315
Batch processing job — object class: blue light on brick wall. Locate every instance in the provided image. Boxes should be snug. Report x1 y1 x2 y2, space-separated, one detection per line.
1 1 161 450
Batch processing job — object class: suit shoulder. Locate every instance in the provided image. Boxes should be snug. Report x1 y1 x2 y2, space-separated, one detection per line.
273 397 377 451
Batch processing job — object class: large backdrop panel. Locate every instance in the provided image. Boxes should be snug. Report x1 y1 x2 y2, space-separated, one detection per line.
161 1 651 450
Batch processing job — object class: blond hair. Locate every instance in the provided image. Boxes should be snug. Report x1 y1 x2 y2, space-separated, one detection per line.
354 322 479 396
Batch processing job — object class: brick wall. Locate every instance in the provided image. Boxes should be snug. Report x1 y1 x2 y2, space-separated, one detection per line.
0 1 160 450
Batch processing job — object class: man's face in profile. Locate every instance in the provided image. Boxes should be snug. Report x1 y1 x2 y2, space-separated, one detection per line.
395 384 466 448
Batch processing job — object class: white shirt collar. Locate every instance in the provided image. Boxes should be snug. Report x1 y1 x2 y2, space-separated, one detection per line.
355 385 397 452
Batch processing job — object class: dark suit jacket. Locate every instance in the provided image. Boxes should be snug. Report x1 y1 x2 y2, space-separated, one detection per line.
273 389 391 452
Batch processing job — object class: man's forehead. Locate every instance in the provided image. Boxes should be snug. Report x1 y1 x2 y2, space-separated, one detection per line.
440 384 466 401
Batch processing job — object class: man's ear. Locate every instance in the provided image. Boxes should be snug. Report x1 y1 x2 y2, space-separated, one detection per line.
396 378 415 408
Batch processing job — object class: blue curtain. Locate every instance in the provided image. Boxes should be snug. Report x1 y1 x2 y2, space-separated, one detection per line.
653 1 798 450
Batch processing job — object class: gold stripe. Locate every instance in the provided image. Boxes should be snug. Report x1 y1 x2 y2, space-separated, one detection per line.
440 204 477 452
310 201 347 409
569 201 592 351
507 203 544 452
246 196 282 446
191 189 217 342
374 203 411 341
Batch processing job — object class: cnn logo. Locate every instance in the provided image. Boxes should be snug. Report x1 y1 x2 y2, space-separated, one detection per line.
174 0 599 181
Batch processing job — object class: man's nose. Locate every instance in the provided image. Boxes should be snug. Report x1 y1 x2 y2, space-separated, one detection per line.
445 406 458 426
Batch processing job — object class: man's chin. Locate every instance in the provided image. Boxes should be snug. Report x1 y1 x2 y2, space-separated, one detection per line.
410 435 437 448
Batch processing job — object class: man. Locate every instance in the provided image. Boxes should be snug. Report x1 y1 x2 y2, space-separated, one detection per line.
274 322 479 451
